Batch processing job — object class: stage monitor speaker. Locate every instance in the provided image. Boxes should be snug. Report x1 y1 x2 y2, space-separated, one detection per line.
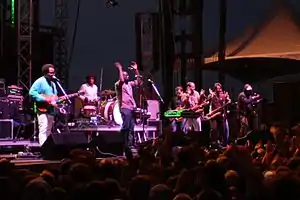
91 131 124 157
41 132 89 160
147 100 160 120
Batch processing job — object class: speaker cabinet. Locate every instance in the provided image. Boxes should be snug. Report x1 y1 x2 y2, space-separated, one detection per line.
41 132 89 160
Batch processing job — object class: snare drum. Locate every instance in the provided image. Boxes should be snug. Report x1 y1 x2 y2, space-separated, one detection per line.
82 99 99 117
83 105 97 117
100 101 123 126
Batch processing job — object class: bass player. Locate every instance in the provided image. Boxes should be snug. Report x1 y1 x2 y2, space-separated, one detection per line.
168 86 186 132
208 82 231 147
29 64 67 145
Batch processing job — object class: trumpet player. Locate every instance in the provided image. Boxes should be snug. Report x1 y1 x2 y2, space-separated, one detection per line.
237 84 261 137
208 83 231 147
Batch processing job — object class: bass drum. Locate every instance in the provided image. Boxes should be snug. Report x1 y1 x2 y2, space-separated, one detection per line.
100 101 123 126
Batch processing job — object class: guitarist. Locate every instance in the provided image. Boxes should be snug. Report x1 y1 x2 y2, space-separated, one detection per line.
237 84 261 137
29 64 66 145
168 86 185 132
209 83 231 147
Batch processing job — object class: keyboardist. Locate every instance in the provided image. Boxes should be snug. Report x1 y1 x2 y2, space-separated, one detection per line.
168 86 185 132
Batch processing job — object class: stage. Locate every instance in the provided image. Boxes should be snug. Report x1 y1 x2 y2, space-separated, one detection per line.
0 124 159 166
70 124 158 133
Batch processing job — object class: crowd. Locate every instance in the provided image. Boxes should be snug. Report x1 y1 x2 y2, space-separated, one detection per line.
1 124 300 200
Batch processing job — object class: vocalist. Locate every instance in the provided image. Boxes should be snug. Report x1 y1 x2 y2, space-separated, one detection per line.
114 61 142 156
29 64 66 145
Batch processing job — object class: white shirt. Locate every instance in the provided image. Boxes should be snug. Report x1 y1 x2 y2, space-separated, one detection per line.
79 83 98 101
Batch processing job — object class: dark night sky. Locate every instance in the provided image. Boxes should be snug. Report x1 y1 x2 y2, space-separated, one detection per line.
39 0 300 101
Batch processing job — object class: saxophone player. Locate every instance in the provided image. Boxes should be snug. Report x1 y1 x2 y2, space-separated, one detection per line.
208 83 231 147
181 82 205 133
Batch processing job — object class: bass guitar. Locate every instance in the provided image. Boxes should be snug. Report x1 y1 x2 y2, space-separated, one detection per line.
37 92 83 112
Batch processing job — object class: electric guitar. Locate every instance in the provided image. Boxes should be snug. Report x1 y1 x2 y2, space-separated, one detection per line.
37 92 83 112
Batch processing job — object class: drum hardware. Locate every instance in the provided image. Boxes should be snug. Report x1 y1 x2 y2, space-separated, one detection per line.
100 89 116 97
55 105 71 134
58 106 67 115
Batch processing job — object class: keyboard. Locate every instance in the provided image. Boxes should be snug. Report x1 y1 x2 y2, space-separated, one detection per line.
164 109 200 118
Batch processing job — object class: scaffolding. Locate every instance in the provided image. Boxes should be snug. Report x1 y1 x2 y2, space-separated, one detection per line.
16 0 33 92
172 0 204 88
135 12 160 101
135 12 160 73
54 0 68 87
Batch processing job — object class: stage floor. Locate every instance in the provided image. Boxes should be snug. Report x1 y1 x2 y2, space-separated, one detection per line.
0 140 40 147
0 124 158 165
0 156 125 166
70 124 158 132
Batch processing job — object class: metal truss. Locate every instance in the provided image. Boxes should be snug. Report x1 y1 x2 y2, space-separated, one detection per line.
135 12 159 74
169 0 204 88
54 0 68 87
16 0 33 92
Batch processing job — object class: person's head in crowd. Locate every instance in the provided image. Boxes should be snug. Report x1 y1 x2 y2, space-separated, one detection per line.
149 184 173 200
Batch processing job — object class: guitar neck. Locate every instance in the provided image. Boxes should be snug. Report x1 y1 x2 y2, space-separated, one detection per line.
60 93 79 99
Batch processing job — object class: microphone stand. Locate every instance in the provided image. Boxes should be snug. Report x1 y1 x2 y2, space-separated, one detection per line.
149 79 164 104
137 78 148 143
55 79 71 104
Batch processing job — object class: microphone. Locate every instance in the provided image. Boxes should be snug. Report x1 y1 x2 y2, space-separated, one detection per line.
128 66 135 70
53 76 60 82
148 79 154 83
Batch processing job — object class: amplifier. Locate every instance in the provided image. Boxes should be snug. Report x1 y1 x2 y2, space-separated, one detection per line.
0 119 13 139
147 119 162 137
147 100 160 120
0 99 20 118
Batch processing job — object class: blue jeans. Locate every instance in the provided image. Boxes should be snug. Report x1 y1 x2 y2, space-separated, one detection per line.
171 120 183 132
210 117 229 146
225 119 229 145
120 108 135 149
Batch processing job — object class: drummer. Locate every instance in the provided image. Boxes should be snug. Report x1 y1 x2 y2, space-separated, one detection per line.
78 74 98 103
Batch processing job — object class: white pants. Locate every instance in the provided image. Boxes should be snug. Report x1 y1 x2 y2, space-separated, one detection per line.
182 117 202 132
37 113 54 145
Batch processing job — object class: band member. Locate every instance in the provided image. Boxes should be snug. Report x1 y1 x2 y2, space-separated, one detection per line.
182 82 204 132
208 83 231 147
115 61 142 154
78 74 98 102
29 64 66 145
168 86 185 132
237 84 261 137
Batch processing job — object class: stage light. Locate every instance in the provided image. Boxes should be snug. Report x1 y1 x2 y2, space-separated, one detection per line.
11 0 15 25
106 0 119 8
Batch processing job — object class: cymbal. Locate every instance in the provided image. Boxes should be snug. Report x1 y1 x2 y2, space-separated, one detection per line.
100 90 116 96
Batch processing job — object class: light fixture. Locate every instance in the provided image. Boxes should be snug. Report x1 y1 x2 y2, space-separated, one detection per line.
106 0 119 8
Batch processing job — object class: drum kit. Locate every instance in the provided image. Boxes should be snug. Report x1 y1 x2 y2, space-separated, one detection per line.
80 89 122 126
80 89 151 126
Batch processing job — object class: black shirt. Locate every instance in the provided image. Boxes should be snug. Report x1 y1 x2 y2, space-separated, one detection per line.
237 92 255 116
169 96 184 110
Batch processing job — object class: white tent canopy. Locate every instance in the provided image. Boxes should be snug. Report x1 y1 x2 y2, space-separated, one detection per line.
204 3 300 64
